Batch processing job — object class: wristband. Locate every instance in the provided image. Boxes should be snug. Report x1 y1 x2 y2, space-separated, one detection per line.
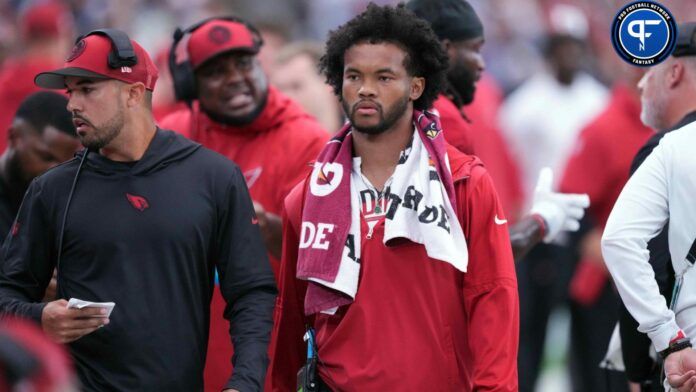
660 334 692 359
530 213 547 239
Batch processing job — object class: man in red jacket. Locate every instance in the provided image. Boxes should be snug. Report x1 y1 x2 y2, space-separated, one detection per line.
159 17 328 391
267 4 518 390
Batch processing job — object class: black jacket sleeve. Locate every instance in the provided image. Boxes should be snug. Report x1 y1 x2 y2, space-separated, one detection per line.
215 166 277 392
0 179 55 322
620 132 675 382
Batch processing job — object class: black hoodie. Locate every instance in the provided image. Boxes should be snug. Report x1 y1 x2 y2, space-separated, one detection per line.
0 129 277 391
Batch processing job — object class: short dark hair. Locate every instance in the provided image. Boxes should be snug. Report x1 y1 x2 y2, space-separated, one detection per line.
14 91 76 137
319 3 449 111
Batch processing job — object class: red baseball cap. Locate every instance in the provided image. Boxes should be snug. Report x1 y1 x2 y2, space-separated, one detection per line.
187 19 260 69
34 33 159 91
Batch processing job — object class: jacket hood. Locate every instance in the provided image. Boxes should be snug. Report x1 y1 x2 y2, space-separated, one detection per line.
446 143 484 181
76 128 201 176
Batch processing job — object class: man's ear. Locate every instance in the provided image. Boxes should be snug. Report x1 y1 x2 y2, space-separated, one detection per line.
442 38 454 60
126 82 147 108
410 76 425 102
668 61 686 89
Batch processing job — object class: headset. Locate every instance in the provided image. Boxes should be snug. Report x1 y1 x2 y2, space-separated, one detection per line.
168 16 264 104
75 28 138 68
674 22 696 57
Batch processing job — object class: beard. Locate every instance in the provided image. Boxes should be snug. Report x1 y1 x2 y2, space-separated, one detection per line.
342 93 410 135
447 63 477 105
77 105 124 151
640 94 667 131
200 92 268 127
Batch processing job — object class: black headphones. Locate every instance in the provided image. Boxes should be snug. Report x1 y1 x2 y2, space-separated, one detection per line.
674 22 696 57
77 28 138 68
168 16 264 104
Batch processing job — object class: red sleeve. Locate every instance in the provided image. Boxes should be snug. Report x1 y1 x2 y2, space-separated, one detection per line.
265 183 310 392
458 167 519 391
559 123 609 214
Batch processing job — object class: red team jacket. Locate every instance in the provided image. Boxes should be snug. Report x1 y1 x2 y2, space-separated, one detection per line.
268 146 519 391
159 86 328 391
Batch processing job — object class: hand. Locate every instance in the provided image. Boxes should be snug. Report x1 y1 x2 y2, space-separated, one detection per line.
628 381 641 392
665 348 696 391
41 299 110 343
253 201 269 232
253 201 283 260
42 269 58 302
529 167 590 243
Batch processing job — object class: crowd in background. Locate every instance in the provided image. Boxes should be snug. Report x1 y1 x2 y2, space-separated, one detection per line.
2 0 696 391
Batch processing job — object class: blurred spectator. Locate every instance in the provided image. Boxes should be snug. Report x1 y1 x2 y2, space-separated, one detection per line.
161 17 328 391
500 31 607 208
0 0 74 152
500 8 609 390
560 62 651 392
272 41 343 133
0 317 77 392
255 20 291 76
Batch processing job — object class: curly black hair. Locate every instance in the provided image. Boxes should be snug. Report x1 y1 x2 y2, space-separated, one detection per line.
319 3 449 111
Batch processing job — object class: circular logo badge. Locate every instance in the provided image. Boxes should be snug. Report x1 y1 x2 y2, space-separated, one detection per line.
208 25 231 45
611 1 678 66
309 162 343 197
66 39 86 62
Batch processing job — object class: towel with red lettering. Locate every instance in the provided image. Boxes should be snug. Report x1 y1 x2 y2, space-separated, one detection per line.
297 111 468 315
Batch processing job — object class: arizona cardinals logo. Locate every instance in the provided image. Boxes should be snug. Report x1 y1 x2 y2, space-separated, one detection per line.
243 167 263 189
10 222 20 236
209 25 231 44
425 122 440 140
126 193 149 212
66 39 86 62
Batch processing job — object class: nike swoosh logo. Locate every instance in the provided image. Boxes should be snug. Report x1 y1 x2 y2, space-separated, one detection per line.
494 215 507 225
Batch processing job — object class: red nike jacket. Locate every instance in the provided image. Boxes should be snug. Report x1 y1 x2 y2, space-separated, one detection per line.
267 145 519 391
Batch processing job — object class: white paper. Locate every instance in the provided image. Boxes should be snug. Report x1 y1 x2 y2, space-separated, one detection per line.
67 298 115 318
